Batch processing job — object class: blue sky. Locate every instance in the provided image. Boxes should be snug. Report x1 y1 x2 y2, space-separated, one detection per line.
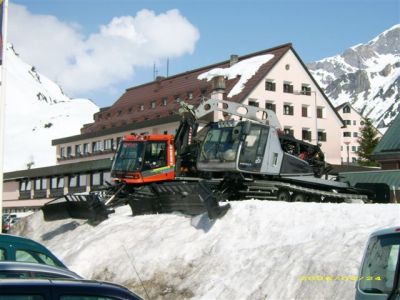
10 0 400 107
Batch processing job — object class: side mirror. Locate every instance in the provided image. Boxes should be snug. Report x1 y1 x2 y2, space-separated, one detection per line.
242 121 251 135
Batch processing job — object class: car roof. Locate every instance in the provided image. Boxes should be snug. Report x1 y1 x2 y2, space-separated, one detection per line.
0 261 82 279
0 278 143 299
369 226 400 238
0 234 66 268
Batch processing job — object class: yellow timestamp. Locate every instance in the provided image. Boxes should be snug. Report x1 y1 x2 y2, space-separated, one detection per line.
300 275 382 281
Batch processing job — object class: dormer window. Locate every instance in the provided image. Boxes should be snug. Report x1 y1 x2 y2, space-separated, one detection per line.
343 106 351 113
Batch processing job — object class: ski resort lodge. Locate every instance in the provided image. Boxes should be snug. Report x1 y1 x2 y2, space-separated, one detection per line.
2 43 398 213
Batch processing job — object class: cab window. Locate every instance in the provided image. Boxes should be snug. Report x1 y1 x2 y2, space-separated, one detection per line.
0 248 6 260
359 233 400 294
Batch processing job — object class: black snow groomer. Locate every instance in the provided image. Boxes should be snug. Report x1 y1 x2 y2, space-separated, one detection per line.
41 193 111 223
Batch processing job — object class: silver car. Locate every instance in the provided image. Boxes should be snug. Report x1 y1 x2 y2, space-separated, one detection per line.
356 227 400 300
0 261 82 279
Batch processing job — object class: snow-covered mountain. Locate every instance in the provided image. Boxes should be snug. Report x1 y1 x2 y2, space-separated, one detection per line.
307 24 400 129
3 45 99 172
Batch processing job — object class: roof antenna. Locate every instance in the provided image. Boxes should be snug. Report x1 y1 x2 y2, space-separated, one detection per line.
153 63 158 80
166 58 169 77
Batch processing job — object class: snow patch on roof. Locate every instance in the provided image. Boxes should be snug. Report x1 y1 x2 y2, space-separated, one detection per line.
198 54 275 97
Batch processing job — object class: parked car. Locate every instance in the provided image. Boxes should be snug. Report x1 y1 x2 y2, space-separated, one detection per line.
356 226 400 300
0 261 82 279
2 217 19 233
0 234 66 268
0 278 143 299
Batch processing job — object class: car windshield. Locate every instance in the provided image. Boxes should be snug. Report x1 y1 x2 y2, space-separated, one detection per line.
111 141 144 172
359 233 400 294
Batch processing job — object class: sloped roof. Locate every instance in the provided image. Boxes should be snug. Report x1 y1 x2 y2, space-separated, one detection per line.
4 159 112 181
372 112 400 157
81 43 293 134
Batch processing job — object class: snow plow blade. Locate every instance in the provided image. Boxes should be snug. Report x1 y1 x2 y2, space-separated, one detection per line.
128 181 230 219
42 194 111 222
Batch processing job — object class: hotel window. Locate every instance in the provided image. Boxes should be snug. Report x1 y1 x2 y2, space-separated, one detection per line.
353 132 358 138
352 146 357 152
317 107 324 119
116 137 122 148
353 120 357 125
20 179 31 191
66 146 72 157
301 84 311 96
151 101 156 109
248 99 259 107
302 106 308 117
343 120 351 125
69 174 86 188
83 143 90 154
162 97 168 106
302 129 311 141
343 132 351 137
75 145 81 156
51 177 64 189
104 139 113 150
284 127 294 136
343 106 351 113
265 102 276 112
283 104 294 115
60 147 65 158
283 82 293 93
103 172 111 185
265 80 276 91
92 141 102 153
317 130 327 142
35 178 47 191
91 172 101 186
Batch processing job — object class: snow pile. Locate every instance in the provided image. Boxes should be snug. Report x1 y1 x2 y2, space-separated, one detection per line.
3 45 99 171
14 200 400 300
198 54 274 97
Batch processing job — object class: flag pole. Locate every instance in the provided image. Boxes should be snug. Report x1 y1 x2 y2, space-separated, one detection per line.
0 0 9 226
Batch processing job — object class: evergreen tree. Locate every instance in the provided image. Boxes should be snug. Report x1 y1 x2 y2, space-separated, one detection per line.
357 118 380 166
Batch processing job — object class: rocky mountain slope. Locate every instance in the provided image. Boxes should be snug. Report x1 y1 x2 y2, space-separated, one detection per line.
308 24 400 129
3 45 99 172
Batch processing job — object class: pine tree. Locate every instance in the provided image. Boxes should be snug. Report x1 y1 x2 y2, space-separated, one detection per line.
357 118 380 166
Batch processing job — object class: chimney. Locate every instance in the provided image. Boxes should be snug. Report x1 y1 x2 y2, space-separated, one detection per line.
230 54 239 66
211 75 226 92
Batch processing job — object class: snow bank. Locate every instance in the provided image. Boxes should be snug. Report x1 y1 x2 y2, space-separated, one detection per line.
14 200 400 300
